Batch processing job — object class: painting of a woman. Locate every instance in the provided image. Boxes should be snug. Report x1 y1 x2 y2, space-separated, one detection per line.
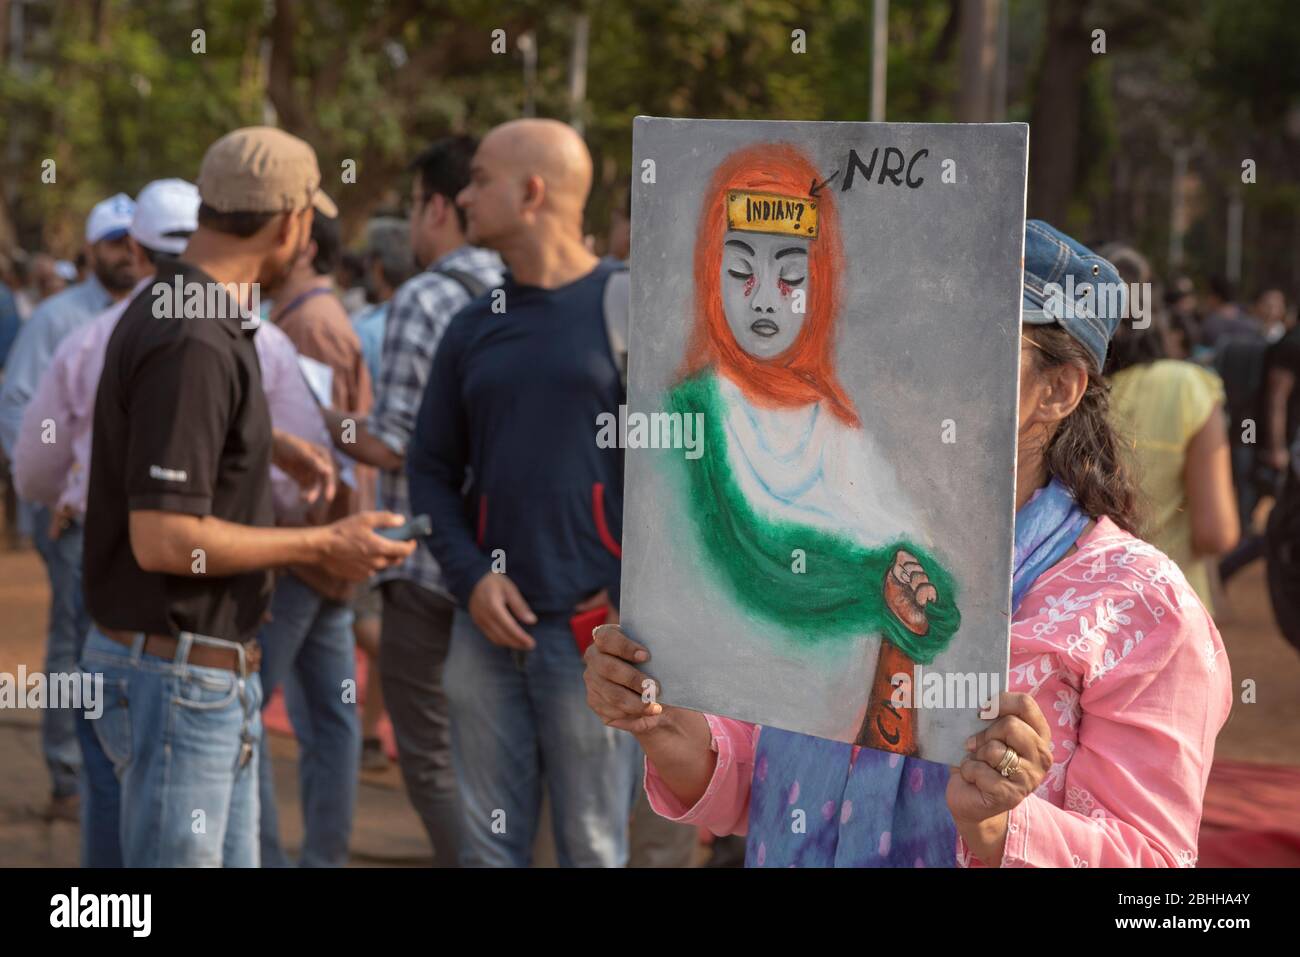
664 142 961 751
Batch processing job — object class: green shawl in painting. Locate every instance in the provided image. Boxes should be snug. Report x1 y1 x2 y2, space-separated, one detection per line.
666 371 960 664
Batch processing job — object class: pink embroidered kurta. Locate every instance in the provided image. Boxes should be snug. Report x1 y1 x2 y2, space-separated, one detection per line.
644 517 1233 867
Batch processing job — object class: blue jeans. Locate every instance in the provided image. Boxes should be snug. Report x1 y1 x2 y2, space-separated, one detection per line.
79 627 262 867
256 572 359 867
1231 443 1260 530
445 609 640 867
30 505 86 798
28 508 120 864
76 666 122 867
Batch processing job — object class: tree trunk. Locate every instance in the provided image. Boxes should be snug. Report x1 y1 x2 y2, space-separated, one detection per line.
1027 1 1091 224
267 0 308 135
0 0 10 67
956 0 1000 122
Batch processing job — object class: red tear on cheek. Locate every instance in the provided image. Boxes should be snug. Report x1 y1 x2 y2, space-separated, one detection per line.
743 275 755 297
777 279 792 297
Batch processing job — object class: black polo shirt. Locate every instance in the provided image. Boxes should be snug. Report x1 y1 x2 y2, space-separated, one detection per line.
84 259 275 642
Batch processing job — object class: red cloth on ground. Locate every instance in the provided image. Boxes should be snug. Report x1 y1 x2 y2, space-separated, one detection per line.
1197 759 1300 867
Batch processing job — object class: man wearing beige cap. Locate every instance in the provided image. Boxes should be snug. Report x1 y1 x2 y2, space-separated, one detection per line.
80 127 416 867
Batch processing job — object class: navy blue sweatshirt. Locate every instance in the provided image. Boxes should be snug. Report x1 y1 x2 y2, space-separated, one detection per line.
406 259 624 614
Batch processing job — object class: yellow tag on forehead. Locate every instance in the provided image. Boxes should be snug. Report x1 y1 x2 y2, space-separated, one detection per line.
726 190 818 239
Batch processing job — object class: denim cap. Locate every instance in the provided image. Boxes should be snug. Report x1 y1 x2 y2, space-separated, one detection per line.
1021 219 1125 371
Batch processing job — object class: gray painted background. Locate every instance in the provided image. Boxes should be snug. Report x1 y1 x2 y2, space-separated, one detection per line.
621 117 1028 764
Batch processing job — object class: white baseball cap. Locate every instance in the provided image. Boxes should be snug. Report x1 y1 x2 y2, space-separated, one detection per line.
85 193 135 245
130 179 200 255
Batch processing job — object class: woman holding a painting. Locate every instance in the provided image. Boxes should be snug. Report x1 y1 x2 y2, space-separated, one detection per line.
583 143 1230 868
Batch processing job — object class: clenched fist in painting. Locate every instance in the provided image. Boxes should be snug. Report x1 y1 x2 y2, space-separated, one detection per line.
883 548 938 636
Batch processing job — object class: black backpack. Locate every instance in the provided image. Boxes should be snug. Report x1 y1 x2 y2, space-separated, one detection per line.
434 266 490 300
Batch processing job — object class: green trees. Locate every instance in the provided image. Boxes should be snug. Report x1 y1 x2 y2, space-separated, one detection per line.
1 0 1295 292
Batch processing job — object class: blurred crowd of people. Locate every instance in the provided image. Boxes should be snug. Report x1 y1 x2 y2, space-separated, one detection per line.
1098 255 1300 644
0 121 698 869
0 117 1296 871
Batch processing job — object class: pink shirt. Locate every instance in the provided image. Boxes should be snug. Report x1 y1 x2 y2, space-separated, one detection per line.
13 286 329 521
645 517 1233 868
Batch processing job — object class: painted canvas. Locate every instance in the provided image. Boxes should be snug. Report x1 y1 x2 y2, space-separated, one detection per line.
619 118 1029 765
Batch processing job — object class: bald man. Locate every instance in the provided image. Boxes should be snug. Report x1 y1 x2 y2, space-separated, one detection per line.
406 119 639 867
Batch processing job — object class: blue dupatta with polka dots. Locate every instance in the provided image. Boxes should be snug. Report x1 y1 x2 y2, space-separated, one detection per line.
745 479 1088 867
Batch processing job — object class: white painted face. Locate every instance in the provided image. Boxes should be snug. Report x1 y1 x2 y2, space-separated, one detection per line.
720 229 811 359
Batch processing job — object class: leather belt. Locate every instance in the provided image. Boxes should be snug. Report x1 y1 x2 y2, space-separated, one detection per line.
101 628 261 675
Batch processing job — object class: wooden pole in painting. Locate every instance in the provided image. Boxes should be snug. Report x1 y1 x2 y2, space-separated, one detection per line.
856 551 944 756
859 641 918 755
870 0 887 122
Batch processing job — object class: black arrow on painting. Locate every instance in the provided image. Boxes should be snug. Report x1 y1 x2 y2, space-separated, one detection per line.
809 169 840 197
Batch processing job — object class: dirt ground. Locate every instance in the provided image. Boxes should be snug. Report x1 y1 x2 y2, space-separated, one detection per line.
1 535 1297 867
0 538 435 867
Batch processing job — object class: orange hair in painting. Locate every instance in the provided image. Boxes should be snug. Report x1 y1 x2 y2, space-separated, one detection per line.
682 141 859 427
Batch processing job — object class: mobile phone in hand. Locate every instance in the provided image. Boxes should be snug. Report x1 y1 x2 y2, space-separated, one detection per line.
377 514 432 541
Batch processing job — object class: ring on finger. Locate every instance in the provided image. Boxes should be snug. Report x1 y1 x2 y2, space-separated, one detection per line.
995 745 1021 778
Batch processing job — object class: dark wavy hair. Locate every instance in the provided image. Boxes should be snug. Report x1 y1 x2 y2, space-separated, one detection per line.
1097 241 1172 375
1104 310 1170 375
1023 324 1145 536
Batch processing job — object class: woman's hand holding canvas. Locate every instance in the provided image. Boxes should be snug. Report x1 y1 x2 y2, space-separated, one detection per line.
946 691 1055 862
583 623 678 739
